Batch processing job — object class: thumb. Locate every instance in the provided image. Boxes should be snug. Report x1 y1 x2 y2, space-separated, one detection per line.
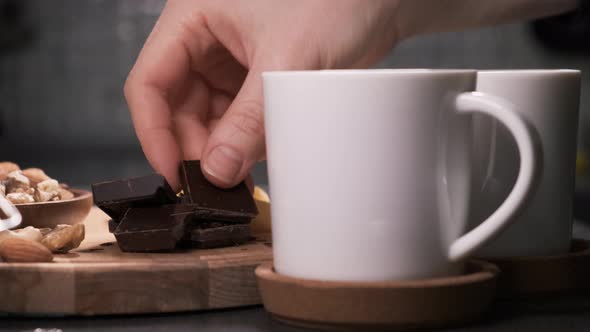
201 69 266 188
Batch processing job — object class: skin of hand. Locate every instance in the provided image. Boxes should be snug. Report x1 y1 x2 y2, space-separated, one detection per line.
125 0 578 190
124 0 401 189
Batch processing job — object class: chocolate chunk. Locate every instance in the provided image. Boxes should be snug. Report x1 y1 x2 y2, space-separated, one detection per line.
108 219 117 233
187 221 251 249
92 174 177 221
97 165 257 252
191 208 253 224
179 160 258 222
114 205 192 252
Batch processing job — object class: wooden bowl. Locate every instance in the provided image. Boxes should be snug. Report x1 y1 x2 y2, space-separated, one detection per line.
14 189 93 228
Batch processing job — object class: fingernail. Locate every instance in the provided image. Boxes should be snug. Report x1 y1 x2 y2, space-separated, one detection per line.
204 145 243 185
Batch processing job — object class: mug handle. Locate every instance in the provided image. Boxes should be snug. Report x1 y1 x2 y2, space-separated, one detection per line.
448 92 537 261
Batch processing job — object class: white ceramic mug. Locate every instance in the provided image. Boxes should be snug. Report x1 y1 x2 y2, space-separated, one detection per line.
472 69 581 257
263 69 537 281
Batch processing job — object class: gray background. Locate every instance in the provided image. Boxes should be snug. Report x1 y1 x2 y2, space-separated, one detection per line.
0 0 588 188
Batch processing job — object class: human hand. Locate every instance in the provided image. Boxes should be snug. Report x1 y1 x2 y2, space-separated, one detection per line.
125 0 577 190
124 0 401 189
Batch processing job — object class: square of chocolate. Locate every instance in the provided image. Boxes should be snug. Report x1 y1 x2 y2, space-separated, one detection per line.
92 174 177 221
185 220 251 249
108 219 117 233
114 205 193 252
179 160 258 222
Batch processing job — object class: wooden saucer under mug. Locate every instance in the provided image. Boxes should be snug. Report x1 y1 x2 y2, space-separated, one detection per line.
482 239 590 298
256 260 499 331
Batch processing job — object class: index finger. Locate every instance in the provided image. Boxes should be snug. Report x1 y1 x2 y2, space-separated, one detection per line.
123 10 194 189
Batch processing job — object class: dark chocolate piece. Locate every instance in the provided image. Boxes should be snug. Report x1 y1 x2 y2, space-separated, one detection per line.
187 221 251 249
191 207 253 224
114 205 193 252
108 219 117 233
179 160 258 221
92 174 177 221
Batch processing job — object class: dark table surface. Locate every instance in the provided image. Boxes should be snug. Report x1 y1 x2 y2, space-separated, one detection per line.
2 296 590 332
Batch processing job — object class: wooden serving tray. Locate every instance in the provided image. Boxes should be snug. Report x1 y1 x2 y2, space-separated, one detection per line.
0 207 272 316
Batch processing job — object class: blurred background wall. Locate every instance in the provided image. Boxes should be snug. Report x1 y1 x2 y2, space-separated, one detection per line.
0 0 588 188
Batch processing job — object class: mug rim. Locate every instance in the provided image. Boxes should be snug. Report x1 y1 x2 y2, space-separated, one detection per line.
262 68 476 77
477 69 580 76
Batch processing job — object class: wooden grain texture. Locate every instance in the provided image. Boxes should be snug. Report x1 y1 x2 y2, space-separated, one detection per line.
0 207 273 316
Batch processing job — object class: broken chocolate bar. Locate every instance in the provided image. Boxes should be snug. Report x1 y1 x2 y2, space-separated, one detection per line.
114 205 193 252
94 164 258 253
179 160 258 222
92 174 177 221
186 221 251 249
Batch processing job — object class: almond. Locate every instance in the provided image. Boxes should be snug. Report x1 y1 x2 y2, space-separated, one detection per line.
0 238 53 263
0 162 20 181
58 188 75 200
21 168 50 186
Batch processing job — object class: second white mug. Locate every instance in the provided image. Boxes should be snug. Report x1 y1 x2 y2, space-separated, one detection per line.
472 69 581 257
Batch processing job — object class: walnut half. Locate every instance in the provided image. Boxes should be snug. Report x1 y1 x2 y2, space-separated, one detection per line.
35 179 60 202
5 171 30 193
6 192 35 204
41 223 85 253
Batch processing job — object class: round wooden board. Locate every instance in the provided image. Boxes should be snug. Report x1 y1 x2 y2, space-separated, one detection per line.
0 207 273 316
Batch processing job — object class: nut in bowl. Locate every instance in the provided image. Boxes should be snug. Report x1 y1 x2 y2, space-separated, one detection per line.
0 162 93 228
15 189 93 229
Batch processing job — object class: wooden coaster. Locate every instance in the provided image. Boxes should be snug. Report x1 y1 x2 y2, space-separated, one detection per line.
256 260 499 331
483 239 590 298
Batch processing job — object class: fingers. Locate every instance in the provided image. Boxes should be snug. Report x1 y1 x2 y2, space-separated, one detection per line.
201 69 266 188
206 90 233 132
125 3 215 190
171 76 211 161
124 36 189 189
